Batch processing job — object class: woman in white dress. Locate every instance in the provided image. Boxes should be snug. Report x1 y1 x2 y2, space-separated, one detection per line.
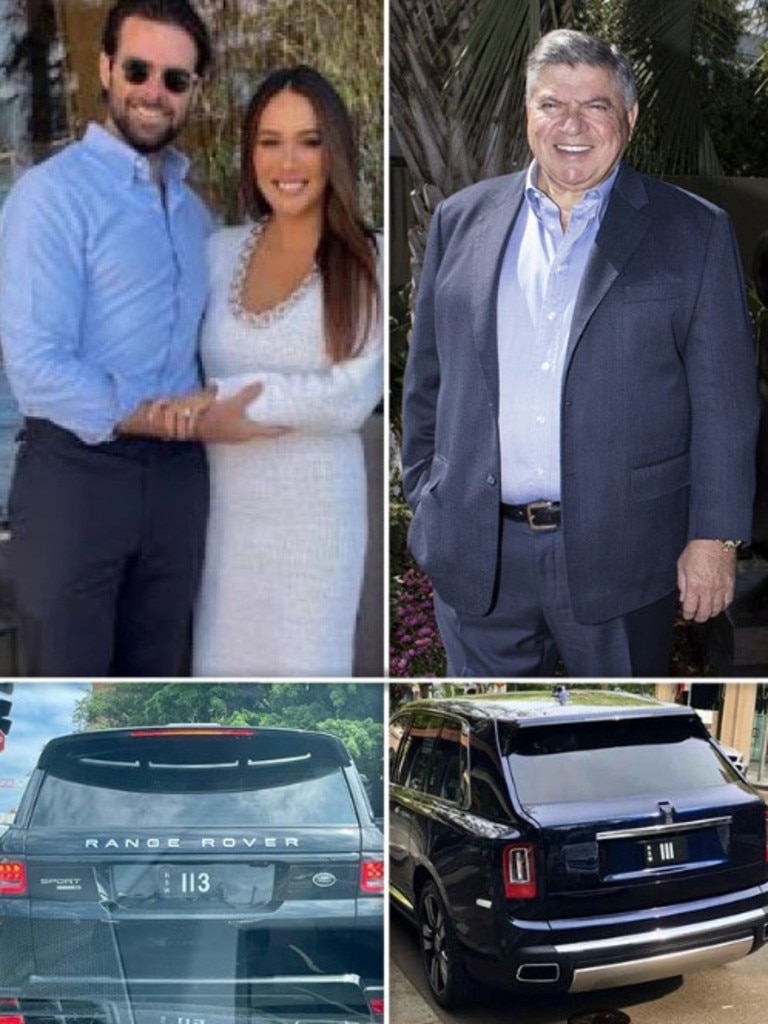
157 66 381 676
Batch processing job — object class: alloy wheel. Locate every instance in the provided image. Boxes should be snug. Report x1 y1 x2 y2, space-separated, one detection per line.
420 886 450 999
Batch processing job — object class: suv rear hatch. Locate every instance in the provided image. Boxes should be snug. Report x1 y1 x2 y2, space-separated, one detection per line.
13 728 382 997
501 710 768 918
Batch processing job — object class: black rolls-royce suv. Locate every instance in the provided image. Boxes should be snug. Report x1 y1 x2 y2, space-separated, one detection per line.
389 691 768 1008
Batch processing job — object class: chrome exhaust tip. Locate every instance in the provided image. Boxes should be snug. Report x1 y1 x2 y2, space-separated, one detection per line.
515 963 561 983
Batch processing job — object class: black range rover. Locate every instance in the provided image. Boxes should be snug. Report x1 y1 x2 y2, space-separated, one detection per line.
389 692 768 1008
0 725 384 1024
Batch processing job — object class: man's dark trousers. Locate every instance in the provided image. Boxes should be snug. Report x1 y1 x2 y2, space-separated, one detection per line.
9 418 209 677
433 516 678 677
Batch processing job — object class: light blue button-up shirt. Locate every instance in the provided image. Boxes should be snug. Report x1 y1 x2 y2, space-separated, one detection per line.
497 162 618 503
0 123 212 443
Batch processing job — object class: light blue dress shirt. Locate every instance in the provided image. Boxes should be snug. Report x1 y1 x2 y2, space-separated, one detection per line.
497 162 618 503
0 123 212 443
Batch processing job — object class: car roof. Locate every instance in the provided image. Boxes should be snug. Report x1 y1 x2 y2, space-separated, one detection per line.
395 690 699 727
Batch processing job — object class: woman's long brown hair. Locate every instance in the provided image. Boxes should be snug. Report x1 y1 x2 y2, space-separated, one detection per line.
240 65 379 362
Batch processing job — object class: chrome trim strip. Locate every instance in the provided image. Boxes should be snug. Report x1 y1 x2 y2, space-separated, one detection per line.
555 907 765 955
389 885 414 912
569 937 753 993
596 816 732 841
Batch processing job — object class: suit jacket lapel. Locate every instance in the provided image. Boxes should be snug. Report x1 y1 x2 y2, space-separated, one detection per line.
471 175 525 419
565 164 652 369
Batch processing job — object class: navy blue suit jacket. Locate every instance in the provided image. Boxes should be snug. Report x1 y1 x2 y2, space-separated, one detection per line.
402 163 759 623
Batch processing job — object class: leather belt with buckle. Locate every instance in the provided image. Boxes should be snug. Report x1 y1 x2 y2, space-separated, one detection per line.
501 500 561 531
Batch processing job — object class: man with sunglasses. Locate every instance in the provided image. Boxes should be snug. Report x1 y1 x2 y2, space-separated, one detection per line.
0 0 213 675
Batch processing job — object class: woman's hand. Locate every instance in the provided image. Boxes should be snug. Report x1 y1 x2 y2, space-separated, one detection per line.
197 382 292 443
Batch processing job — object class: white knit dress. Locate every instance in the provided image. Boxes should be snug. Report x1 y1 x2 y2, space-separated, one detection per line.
192 222 382 677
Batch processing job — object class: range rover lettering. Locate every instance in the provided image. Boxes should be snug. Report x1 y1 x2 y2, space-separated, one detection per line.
0 725 384 1024
389 692 768 1008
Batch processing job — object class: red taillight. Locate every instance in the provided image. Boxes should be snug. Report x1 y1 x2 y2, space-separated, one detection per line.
503 843 537 899
368 996 384 1017
0 998 23 1024
0 862 26 895
764 810 768 862
360 859 384 894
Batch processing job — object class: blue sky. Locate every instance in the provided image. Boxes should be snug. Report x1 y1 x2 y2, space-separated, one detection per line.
0 683 91 816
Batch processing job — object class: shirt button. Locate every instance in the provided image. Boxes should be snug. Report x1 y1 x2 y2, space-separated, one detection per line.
536 414 546 424
547 311 556 321
486 473 497 486
541 361 551 371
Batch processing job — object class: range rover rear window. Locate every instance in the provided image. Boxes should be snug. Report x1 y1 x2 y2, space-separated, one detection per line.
29 733 358 827
503 715 735 805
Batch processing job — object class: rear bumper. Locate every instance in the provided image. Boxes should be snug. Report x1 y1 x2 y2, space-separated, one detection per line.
0 899 383 996
11 974 380 1024
568 934 753 992
466 887 768 994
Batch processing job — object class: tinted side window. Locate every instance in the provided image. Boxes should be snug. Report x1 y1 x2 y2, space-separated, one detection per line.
468 730 514 822
403 713 443 791
389 713 411 783
424 720 465 804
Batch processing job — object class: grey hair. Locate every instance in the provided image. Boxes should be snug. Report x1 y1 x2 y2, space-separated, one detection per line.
526 29 637 110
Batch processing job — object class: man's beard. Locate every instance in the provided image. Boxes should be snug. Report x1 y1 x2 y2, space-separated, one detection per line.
107 99 181 155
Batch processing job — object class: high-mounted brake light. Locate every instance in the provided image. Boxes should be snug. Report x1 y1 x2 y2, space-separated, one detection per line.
129 729 254 737
0 999 23 1024
360 859 384 894
0 862 26 895
503 843 537 900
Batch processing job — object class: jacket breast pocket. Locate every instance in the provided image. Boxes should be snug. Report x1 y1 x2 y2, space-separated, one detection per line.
630 452 691 501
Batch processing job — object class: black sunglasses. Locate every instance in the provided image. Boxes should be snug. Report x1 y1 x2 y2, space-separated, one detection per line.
120 57 197 95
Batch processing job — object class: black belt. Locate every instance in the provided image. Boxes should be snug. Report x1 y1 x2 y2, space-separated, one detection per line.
501 500 561 530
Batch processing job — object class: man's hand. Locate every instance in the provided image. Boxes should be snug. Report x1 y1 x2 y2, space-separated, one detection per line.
118 387 216 440
196 382 290 443
118 401 162 437
147 386 218 441
677 539 737 623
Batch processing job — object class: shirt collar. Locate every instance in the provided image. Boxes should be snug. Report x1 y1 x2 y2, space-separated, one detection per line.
524 160 620 223
82 122 190 187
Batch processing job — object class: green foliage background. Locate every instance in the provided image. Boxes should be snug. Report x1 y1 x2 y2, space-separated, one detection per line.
74 682 385 814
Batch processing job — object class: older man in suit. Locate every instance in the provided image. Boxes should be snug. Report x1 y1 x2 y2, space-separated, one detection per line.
401 29 758 677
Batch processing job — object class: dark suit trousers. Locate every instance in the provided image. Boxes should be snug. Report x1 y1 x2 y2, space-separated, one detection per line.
8 418 209 677
434 516 677 678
